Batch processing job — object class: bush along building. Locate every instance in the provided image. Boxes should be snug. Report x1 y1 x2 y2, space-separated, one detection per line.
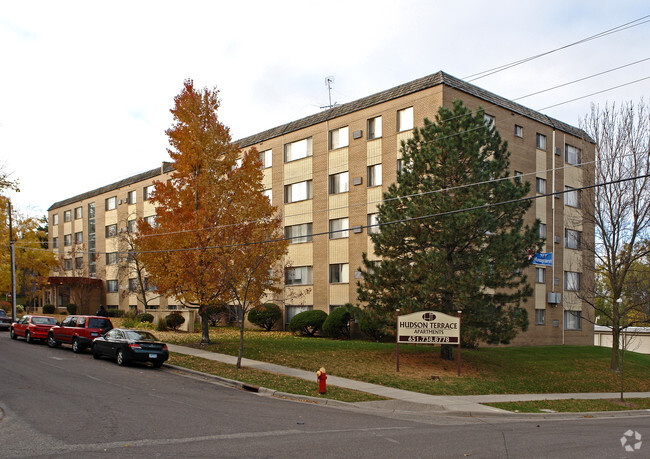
47 71 594 345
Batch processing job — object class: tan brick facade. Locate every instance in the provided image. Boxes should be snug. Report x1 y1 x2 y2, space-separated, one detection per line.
48 71 594 345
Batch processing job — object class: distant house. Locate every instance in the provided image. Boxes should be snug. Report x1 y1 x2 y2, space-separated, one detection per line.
594 325 650 354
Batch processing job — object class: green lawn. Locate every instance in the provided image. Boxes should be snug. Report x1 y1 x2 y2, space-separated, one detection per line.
485 398 650 413
158 327 650 396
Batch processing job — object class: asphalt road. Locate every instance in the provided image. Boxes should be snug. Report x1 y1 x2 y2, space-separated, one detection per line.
1 331 648 458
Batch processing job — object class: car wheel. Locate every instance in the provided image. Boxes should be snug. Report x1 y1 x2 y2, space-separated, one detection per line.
116 350 128 366
47 334 60 348
72 338 82 353
26 332 32 344
10 328 16 340
152 361 163 369
92 345 101 360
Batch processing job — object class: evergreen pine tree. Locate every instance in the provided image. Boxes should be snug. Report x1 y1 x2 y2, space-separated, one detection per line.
358 100 542 359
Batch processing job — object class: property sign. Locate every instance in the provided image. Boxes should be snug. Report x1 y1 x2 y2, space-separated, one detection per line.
397 311 460 344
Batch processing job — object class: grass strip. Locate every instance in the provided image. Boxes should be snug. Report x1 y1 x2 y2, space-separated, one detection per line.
483 398 650 413
168 353 388 403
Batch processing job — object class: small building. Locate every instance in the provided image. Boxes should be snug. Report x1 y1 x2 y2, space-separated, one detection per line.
594 325 650 355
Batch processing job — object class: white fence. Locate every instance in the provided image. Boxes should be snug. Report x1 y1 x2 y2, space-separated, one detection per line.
594 325 650 355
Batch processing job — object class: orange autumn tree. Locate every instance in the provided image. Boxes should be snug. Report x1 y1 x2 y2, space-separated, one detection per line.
135 79 286 344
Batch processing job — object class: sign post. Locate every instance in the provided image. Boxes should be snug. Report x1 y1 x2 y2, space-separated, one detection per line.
396 310 462 375
396 309 400 372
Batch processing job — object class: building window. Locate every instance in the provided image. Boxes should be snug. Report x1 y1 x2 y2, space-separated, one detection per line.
536 133 547 150
106 280 118 293
75 232 83 244
285 223 313 244
329 126 349 150
285 266 313 285
127 190 137 204
329 172 349 194
106 252 118 265
144 216 156 227
105 224 117 238
329 263 349 284
127 219 137 233
539 223 546 240
535 268 546 284
564 186 581 208
536 178 546 194
535 309 546 325
397 107 413 132
143 185 154 201
284 137 313 162
63 234 72 246
75 257 83 270
564 271 581 291
329 217 349 239
367 164 382 187
105 197 117 211
64 259 72 271
52 237 58 248
368 116 382 140
565 144 581 166
263 188 272 204
260 149 272 169
53 214 59 225
284 180 313 203
565 310 581 330
285 305 312 324
63 210 72 222
128 278 138 291
565 229 582 250
74 207 83 219
484 114 495 129
514 125 523 137
514 171 523 184
368 213 380 234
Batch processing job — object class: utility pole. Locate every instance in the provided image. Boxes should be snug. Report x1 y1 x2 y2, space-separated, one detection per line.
8 201 17 321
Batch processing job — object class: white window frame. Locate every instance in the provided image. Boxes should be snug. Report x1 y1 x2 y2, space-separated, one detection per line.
367 116 382 140
329 171 349 195
329 126 349 150
284 180 313 204
514 125 523 137
284 137 313 162
535 267 546 284
397 107 413 132
105 197 117 211
329 217 349 239
367 164 382 187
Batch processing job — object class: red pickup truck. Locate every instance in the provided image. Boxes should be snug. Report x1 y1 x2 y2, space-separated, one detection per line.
47 315 113 353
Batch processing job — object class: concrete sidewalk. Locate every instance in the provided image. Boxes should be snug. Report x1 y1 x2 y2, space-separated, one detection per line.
167 344 650 417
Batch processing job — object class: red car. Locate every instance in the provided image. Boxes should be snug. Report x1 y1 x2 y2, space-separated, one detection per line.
10 315 59 343
47 315 113 353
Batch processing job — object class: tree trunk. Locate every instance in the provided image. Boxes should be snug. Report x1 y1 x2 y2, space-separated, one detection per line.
200 309 211 344
610 328 620 371
237 321 245 369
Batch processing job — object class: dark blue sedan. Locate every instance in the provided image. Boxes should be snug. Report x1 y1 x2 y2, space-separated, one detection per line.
91 328 169 368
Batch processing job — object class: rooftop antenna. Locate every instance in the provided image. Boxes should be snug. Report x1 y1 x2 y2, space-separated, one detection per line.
320 76 337 110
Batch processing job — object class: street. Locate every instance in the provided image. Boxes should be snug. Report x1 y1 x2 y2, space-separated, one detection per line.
1 331 648 458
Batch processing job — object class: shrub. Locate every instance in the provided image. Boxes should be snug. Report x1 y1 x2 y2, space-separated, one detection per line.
0 301 10 312
42 304 56 314
136 313 154 323
156 317 169 332
353 307 390 342
16 305 25 315
121 317 140 328
66 304 77 315
107 309 125 318
165 312 185 331
322 306 352 339
248 303 282 331
289 310 327 336
206 304 227 326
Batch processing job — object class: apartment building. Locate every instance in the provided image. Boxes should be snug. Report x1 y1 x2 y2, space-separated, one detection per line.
47 71 594 345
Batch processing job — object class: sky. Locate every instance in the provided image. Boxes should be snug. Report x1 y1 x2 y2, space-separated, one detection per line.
1 0 649 217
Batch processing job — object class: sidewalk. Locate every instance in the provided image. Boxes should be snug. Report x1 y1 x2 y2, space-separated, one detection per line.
167 344 650 417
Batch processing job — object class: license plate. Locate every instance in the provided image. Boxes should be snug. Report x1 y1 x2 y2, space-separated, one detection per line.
149 354 157 359
91 332 98 337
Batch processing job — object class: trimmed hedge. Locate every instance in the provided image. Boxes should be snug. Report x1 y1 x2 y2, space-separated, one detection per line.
289 310 327 336
248 303 282 331
42 304 56 314
322 306 352 339
136 313 154 323
165 312 185 331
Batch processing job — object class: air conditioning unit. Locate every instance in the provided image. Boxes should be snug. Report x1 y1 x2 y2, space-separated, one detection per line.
554 236 561 244
352 225 362 234
353 177 363 186
555 147 562 156
352 130 363 139
547 292 561 304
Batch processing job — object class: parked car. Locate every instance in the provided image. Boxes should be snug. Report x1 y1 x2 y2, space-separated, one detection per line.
10 315 59 343
47 315 113 353
0 310 11 331
91 329 169 368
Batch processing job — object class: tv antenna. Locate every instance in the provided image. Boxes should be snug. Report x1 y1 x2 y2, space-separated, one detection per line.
320 76 338 110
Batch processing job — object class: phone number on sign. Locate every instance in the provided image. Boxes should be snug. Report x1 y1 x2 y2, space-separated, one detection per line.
399 336 459 344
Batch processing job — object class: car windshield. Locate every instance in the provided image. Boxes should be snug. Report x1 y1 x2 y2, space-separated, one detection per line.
0 310 6 316
123 330 158 341
88 318 111 329
32 317 58 325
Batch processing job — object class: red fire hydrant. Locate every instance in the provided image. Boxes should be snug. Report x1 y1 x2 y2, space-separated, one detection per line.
316 367 327 394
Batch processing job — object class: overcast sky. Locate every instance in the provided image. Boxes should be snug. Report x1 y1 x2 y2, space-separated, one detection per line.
2 1 649 217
